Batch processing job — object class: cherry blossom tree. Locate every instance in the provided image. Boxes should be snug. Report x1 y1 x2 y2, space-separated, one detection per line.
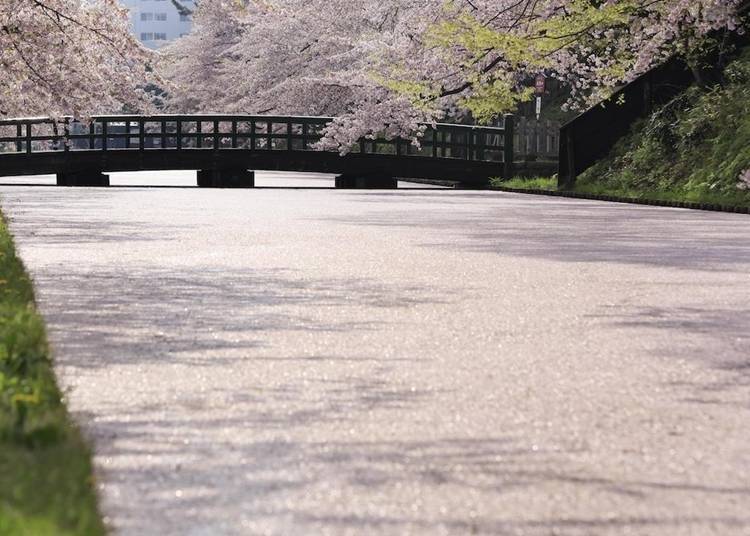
162 0 747 149
160 0 245 112
161 0 445 148
421 0 746 120
0 0 154 118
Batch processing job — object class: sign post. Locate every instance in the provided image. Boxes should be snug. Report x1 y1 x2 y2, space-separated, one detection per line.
534 74 545 120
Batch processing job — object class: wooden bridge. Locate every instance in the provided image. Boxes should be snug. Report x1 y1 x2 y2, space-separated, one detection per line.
0 114 513 188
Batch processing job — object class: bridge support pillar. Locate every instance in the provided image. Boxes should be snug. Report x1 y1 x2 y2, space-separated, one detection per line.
197 169 255 188
334 173 397 189
57 171 110 187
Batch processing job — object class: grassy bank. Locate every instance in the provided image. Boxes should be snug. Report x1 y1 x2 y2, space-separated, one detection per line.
493 49 750 210
492 176 750 209
0 214 104 535
494 176 557 191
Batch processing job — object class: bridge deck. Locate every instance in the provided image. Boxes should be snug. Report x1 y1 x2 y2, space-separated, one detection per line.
0 115 513 186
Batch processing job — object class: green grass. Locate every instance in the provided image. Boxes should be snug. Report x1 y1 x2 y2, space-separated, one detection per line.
492 175 750 208
573 48 750 208
572 182 750 208
0 214 104 536
491 176 557 190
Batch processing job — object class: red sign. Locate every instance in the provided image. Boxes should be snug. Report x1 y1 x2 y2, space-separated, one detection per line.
535 74 546 95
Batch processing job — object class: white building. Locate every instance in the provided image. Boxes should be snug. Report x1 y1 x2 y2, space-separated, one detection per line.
120 0 195 49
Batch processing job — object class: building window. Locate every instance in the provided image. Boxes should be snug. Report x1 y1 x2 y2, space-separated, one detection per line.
155 12 167 21
180 14 190 22
140 32 154 41
140 12 153 21
154 33 167 40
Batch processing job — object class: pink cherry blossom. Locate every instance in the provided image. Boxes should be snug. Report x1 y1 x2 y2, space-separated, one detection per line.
0 0 155 118
160 1 747 148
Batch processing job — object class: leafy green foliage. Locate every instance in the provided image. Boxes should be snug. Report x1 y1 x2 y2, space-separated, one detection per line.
0 215 104 535
577 49 750 207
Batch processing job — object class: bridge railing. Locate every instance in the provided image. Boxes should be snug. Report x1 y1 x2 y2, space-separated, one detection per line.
0 114 513 174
